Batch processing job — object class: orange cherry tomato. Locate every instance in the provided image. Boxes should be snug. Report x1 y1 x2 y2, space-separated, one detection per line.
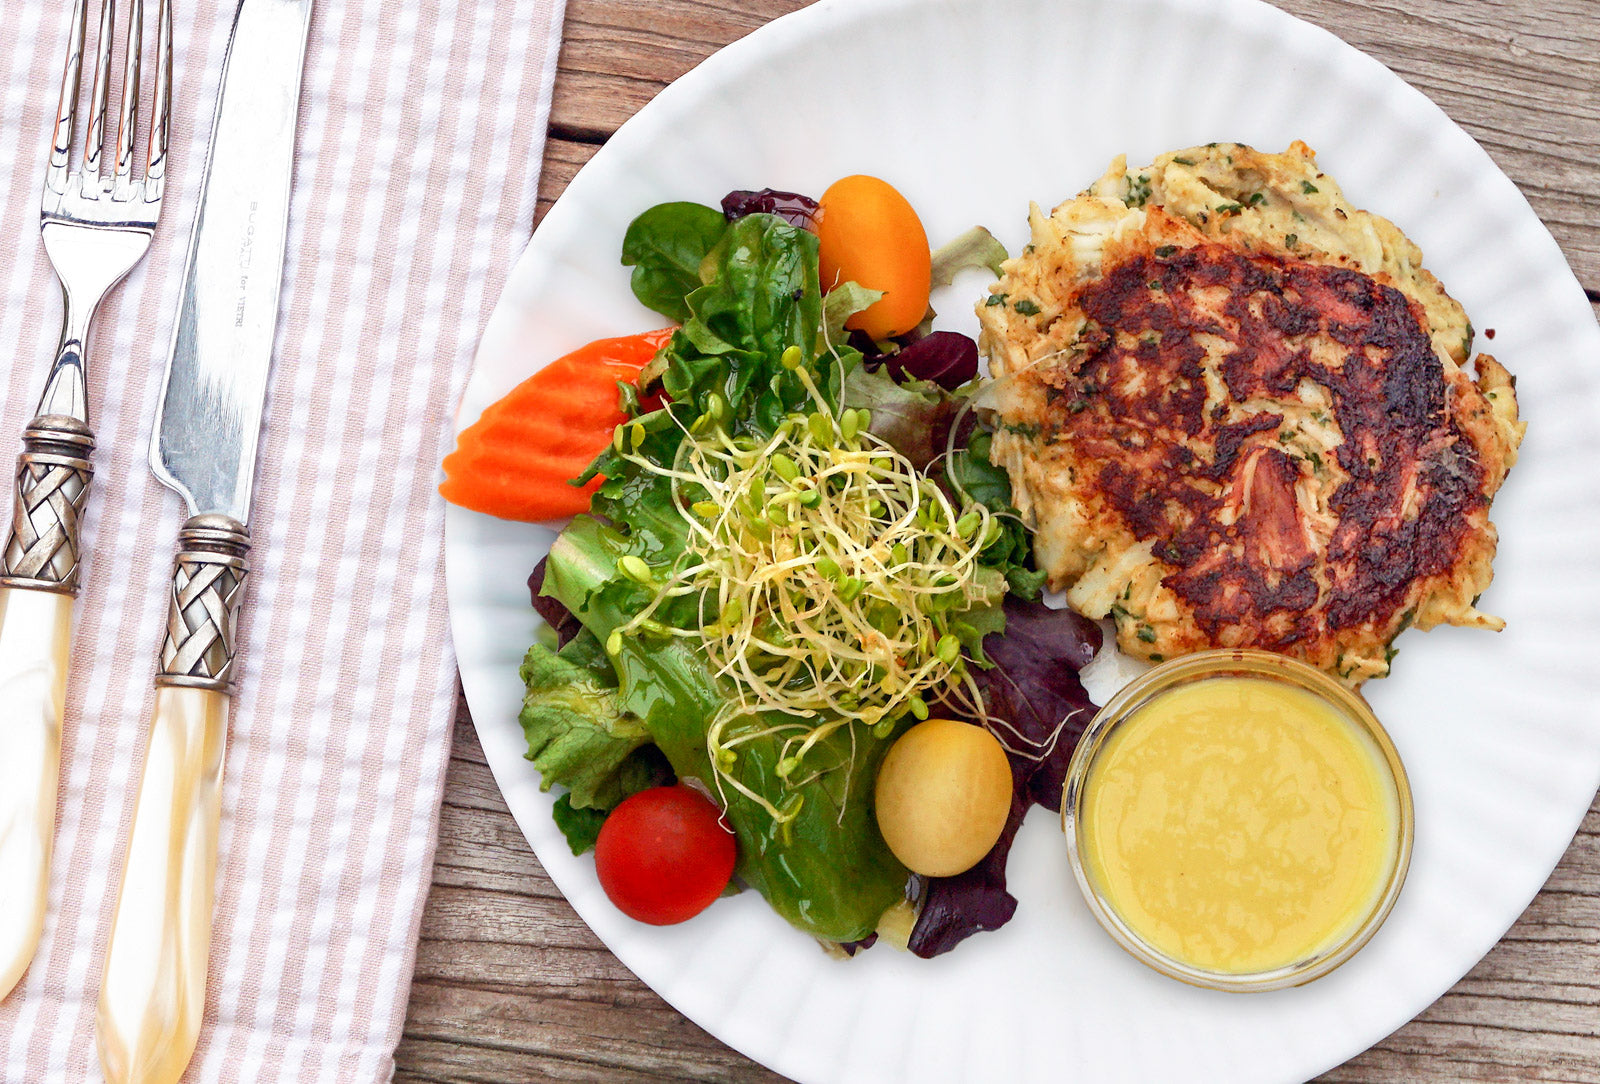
815 175 932 340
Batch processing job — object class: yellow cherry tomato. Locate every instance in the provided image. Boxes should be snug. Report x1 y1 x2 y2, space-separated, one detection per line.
815 175 932 340
874 718 1013 877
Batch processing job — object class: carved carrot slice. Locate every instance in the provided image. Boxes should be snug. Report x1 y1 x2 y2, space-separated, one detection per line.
441 327 674 521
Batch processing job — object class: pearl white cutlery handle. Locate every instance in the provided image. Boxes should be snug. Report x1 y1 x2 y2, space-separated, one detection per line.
98 515 248 1084
96 686 228 1084
0 587 74 1002
0 414 93 1002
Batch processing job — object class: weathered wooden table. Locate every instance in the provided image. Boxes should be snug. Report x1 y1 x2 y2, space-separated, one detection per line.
394 1 1600 1080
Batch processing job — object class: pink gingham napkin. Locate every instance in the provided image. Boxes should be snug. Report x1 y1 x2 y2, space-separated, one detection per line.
0 0 566 1078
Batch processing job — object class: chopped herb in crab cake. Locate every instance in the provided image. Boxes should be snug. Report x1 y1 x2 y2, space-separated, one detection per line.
977 141 1524 684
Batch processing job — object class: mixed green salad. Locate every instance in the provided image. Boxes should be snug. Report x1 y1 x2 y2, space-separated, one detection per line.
512 186 1101 954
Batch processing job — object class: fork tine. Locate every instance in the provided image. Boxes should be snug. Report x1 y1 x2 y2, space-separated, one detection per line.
45 0 89 197
113 0 143 192
83 0 115 190
145 0 171 205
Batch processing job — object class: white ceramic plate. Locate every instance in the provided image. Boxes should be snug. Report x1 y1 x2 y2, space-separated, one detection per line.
445 0 1600 1080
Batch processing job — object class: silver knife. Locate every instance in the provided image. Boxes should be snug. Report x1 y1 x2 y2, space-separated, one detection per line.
96 2 312 1081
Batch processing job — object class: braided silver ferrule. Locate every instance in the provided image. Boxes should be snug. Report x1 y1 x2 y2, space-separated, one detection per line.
156 514 250 693
0 414 94 594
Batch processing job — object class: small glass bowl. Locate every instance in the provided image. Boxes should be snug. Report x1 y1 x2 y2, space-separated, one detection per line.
1061 649 1413 992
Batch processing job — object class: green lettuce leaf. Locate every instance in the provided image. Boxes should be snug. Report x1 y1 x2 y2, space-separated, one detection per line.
842 364 955 470
821 280 883 348
521 631 675 854
929 225 1009 287
519 632 649 811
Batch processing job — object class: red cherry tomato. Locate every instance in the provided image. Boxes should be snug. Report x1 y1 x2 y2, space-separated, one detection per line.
594 784 737 925
815 175 932 340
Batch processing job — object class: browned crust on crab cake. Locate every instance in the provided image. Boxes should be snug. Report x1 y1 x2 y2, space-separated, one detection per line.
978 142 1524 683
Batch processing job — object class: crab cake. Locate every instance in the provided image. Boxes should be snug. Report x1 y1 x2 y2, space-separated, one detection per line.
977 142 1524 684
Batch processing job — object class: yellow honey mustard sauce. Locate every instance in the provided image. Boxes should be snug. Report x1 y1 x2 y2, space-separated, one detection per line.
1078 676 1401 977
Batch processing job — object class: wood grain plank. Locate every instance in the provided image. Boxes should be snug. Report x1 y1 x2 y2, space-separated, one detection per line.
402 979 784 1083
548 0 805 141
401 0 1600 1080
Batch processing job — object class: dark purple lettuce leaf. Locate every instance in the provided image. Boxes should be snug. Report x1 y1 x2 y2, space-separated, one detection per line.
908 598 1101 958
850 329 979 392
974 599 1102 813
720 188 819 231
879 331 980 390
905 791 1024 958
838 932 879 957
529 556 582 647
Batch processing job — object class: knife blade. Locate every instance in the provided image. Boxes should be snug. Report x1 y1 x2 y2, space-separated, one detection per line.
152 0 311 523
96 2 312 1081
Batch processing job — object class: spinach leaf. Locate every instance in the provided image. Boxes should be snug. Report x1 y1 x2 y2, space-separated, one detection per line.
621 201 728 323
659 213 831 434
582 213 835 551
590 212 832 467
946 425 1012 508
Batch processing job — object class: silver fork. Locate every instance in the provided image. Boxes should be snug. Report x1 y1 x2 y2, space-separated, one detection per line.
0 0 172 1003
